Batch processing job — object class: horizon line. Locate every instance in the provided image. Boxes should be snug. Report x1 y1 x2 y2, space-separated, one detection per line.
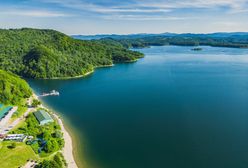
1 27 248 36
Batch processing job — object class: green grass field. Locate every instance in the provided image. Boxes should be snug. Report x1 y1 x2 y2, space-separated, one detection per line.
0 141 39 168
11 99 28 121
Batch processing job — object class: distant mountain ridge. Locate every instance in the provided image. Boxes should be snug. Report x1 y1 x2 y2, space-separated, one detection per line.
72 32 248 40
73 32 248 49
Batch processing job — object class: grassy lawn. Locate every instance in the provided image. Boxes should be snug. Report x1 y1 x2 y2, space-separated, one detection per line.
11 103 28 120
0 141 39 168
11 118 26 132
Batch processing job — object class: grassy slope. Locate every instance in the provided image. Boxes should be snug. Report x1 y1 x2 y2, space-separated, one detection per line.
0 141 39 168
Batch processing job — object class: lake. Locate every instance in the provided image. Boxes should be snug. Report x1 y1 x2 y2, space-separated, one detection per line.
28 46 248 168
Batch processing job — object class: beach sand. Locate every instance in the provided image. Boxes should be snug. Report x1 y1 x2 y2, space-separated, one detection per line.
53 113 78 168
35 94 79 168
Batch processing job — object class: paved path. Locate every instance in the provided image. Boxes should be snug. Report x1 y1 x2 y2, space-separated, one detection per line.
0 99 35 134
0 107 18 134
22 161 37 168
10 107 35 129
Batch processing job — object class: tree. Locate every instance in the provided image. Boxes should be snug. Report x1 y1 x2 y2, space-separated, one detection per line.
32 99 41 107
35 153 66 168
44 139 59 153
35 160 60 168
8 142 16 149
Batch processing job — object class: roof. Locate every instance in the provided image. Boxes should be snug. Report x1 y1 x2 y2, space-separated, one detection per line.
33 110 53 123
0 106 12 119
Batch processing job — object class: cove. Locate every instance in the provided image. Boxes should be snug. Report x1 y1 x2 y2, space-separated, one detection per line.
28 46 248 168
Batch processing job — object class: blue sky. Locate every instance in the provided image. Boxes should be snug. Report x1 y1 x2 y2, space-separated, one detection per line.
0 0 248 35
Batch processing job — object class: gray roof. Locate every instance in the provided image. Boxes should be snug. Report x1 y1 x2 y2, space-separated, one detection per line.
33 110 53 123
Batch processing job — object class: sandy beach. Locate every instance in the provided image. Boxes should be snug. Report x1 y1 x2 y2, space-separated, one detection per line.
53 113 78 168
34 94 79 168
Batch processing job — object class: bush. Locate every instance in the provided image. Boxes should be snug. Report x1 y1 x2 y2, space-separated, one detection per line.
35 153 67 168
8 142 17 149
32 99 41 107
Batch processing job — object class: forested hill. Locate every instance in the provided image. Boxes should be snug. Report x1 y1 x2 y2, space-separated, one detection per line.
0 28 144 79
74 33 248 49
0 70 32 105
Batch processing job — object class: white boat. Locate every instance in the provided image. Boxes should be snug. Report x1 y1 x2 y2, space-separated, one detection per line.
40 90 60 97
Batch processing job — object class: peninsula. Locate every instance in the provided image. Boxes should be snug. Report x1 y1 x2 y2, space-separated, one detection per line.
0 28 144 79
0 28 144 168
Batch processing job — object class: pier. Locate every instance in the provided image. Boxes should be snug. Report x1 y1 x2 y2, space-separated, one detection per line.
39 90 59 97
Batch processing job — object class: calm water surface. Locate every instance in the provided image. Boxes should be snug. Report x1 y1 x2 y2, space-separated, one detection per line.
28 46 248 168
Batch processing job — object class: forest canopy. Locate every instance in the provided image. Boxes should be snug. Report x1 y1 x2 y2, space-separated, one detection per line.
97 34 248 49
0 28 144 79
0 70 32 105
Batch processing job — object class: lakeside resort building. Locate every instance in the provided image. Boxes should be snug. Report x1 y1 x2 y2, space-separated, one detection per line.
4 134 27 142
33 110 54 125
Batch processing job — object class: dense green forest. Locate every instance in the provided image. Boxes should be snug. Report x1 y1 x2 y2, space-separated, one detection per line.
0 28 144 79
98 35 248 49
0 70 32 105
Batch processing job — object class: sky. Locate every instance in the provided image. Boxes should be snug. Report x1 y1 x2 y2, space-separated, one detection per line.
0 0 248 35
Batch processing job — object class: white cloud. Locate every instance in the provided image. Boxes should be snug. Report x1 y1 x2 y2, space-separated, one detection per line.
33 0 248 21
92 8 171 13
136 0 247 9
1 0 248 34
102 14 196 21
0 10 71 17
38 0 248 12
38 0 171 14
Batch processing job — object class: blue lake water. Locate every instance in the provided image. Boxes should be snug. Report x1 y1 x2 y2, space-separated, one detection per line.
28 46 248 168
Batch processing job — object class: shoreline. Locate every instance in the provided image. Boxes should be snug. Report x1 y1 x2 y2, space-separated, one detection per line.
27 60 140 167
41 64 115 80
34 94 80 168
53 112 78 168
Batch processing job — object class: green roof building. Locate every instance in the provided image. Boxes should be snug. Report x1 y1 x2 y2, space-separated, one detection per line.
33 110 54 125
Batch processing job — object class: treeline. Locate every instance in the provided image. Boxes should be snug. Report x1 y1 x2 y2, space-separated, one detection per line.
99 35 248 49
0 28 144 79
35 152 67 168
0 70 32 105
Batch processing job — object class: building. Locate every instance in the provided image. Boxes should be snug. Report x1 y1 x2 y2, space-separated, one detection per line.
4 134 27 142
0 105 12 120
33 110 54 125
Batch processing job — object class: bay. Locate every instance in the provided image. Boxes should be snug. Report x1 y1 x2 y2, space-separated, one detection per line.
28 46 248 168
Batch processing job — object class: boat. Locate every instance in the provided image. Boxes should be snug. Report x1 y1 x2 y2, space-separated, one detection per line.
40 90 59 97
191 47 203 51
